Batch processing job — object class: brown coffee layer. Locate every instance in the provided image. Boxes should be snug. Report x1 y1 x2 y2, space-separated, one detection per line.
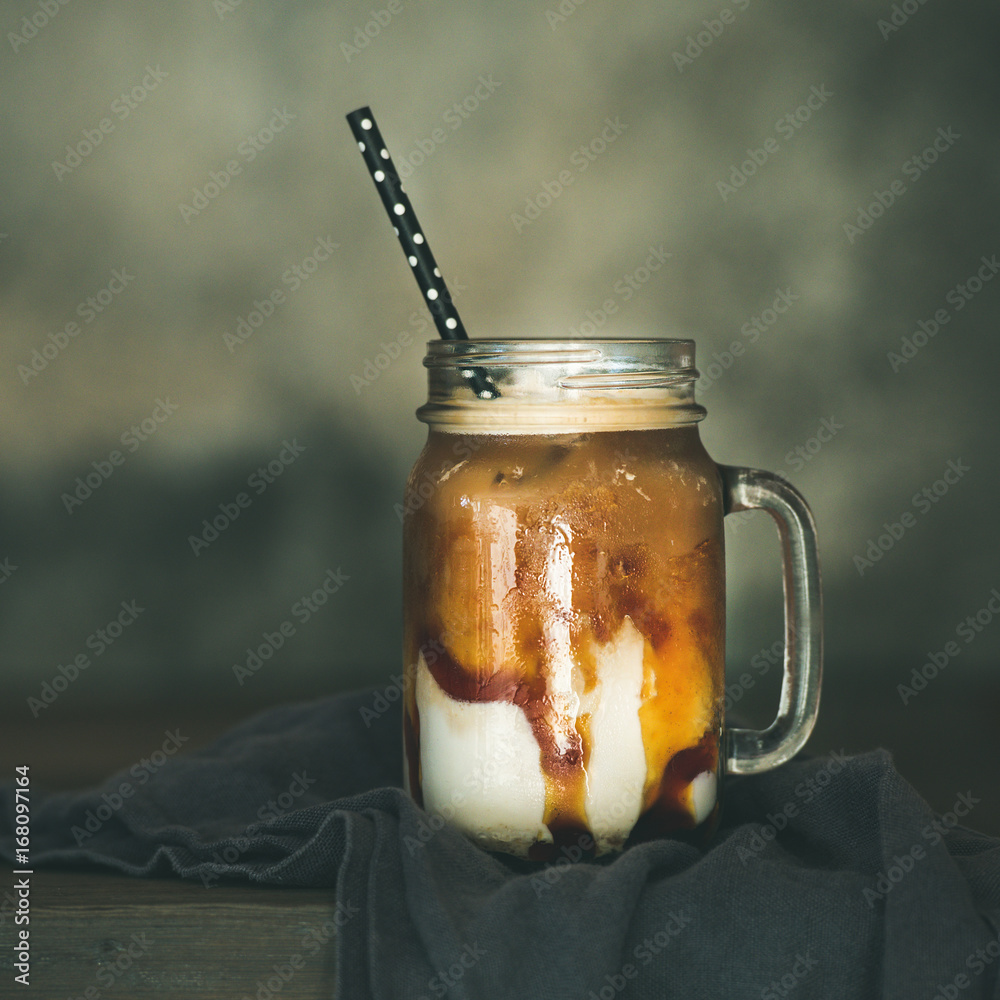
403 427 724 846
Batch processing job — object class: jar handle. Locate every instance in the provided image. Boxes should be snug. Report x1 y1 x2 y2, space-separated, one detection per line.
719 465 823 774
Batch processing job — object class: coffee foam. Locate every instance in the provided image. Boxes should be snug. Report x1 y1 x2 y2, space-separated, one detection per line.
420 379 703 433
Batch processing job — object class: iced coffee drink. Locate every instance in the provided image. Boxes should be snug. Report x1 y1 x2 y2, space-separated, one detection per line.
403 421 724 858
402 338 822 859
347 96 823 858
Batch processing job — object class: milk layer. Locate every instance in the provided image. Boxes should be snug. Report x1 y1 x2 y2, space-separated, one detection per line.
413 617 716 856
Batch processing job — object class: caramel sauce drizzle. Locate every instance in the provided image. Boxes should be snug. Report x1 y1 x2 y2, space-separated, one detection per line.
402 430 724 849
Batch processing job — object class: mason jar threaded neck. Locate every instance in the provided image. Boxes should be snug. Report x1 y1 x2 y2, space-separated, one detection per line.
417 338 706 432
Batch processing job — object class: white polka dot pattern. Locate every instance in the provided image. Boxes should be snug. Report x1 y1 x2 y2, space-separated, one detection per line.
345 105 499 398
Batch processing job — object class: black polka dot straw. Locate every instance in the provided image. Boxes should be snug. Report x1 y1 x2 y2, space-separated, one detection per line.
346 106 498 399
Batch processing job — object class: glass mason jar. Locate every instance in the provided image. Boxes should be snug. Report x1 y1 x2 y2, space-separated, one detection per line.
401 339 821 859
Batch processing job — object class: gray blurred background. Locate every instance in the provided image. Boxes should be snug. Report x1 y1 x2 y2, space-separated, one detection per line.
1 0 998 828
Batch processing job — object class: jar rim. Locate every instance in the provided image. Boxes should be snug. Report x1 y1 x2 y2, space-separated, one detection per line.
418 338 705 430
424 337 696 369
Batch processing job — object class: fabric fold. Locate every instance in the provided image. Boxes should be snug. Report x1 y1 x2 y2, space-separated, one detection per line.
2 691 999 999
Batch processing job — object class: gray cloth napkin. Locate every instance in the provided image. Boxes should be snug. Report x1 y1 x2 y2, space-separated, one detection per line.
2 690 999 999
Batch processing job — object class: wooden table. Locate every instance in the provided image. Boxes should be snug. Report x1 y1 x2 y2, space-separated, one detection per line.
1 869 338 998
